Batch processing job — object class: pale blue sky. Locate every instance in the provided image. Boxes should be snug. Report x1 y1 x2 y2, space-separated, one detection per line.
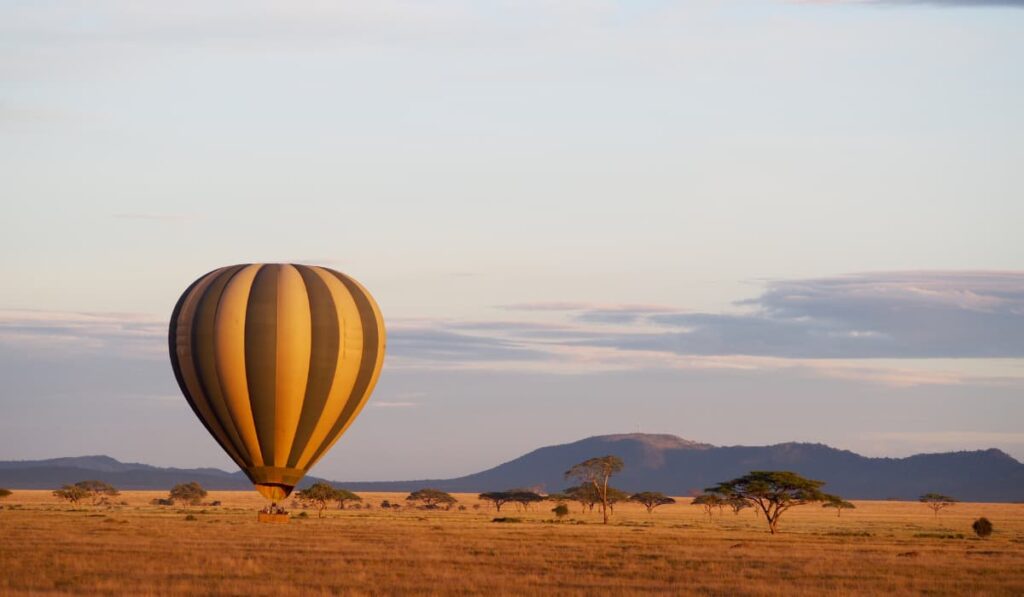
2 1 1023 480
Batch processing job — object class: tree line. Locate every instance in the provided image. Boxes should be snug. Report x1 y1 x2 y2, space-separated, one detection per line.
28 463 971 536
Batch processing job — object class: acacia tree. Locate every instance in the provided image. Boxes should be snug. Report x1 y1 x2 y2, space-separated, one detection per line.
0 488 11 500
296 482 340 518
335 489 362 510
692 493 722 520
707 471 830 534
509 490 545 512
605 487 629 515
565 455 624 525
629 492 676 514
406 488 457 510
564 485 600 513
726 496 750 515
169 482 207 507
57 481 118 506
53 484 89 505
479 492 513 512
822 497 856 518
920 493 956 517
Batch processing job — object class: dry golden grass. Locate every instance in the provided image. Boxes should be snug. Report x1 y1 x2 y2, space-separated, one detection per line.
2 490 1023 596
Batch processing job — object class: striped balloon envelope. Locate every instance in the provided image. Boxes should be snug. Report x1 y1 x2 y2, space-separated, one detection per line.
168 264 386 501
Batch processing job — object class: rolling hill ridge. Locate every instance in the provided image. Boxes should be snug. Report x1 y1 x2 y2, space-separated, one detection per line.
2 433 1022 502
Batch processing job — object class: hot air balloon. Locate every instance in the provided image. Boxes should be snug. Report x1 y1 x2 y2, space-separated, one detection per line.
168 264 385 502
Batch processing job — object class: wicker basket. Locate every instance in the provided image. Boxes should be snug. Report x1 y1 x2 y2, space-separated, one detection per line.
257 512 290 524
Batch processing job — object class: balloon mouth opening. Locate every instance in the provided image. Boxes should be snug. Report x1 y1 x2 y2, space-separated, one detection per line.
255 483 294 501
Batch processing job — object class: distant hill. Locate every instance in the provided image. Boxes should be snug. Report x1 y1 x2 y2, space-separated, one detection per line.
0 455 330 492
339 434 1024 502
2 434 1022 501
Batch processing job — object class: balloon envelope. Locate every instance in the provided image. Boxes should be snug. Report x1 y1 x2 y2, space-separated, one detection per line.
168 264 385 500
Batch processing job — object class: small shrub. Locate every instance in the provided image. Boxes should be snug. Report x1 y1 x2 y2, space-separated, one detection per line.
972 517 993 538
184 514 197 521
458 505 467 511
492 517 522 523
552 504 569 520
297 511 309 519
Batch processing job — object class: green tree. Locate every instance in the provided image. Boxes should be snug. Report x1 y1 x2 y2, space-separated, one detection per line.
629 491 676 514
169 482 207 506
72 480 119 506
565 455 625 525
509 490 545 511
822 496 855 518
334 489 362 510
707 471 830 534
726 496 750 515
53 484 89 505
406 488 457 510
920 493 956 517
479 491 513 512
691 493 723 520
296 482 340 518
605 487 629 515
563 484 600 514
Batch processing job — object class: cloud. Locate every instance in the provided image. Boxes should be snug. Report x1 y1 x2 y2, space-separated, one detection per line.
594 272 1024 359
0 309 166 358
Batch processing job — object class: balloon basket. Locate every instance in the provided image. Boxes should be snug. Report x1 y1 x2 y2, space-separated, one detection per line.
257 512 290 524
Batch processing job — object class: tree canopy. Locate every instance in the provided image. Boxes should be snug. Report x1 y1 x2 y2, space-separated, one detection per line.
707 471 831 534
0 488 11 499
565 455 624 524
53 481 118 506
822 497 856 517
53 484 89 505
296 482 340 517
629 492 676 514
335 489 362 509
691 493 724 519
406 488 457 509
919 493 956 517
169 482 207 506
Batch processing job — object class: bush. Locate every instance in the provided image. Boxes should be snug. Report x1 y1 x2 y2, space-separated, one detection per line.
972 517 993 538
184 514 197 521
492 517 522 523
552 503 570 519
151 498 174 506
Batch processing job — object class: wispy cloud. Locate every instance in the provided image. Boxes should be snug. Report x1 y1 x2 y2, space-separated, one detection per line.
4 271 1023 386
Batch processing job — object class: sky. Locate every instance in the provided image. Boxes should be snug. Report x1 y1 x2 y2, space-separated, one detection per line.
1 0 1023 481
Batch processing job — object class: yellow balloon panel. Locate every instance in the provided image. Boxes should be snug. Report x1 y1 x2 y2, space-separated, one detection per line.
169 264 386 499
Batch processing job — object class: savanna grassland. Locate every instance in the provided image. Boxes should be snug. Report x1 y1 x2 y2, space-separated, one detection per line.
1 490 1023 596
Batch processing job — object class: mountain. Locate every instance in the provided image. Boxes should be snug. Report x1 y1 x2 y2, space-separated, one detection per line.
339 434 1024 502
2 434 1022 502
0 455 330 492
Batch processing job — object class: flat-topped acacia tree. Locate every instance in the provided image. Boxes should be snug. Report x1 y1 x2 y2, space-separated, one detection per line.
169 482 207 507
707 471 831 534
629 492 676 514
406 488 457 510
920 493 957 517
822 497 856 517
296 482 340 518
565 455 624 525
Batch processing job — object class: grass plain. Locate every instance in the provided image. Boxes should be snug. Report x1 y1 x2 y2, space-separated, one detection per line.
1 490 1023 596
